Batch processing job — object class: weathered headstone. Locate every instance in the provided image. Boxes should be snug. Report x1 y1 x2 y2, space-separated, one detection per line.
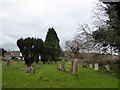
89 64 93 69
59 63 62 69
105 65 110 71
6 59 11 66
71 59 78 75
58 60 65 71
94 63 99 70
61 60 65 70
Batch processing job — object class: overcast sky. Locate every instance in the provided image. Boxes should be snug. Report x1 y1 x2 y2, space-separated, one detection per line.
0 0 99 51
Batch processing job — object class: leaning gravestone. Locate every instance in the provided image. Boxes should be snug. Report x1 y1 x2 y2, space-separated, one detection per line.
105 65 110 71
94 63 99 70
89 64 93 69
71 59 78 75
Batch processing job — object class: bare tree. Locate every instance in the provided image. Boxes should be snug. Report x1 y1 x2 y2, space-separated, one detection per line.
65 39 81 55
65 24 95 55
76 24 95 53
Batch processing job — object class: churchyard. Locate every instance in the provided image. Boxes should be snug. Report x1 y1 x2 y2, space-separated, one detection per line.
1 1 120 88
2 60 119 88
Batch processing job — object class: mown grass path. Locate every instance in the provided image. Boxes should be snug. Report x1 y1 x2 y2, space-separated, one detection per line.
2 61 119 88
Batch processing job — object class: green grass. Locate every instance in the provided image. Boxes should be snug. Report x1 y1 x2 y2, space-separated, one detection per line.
2 61 119 88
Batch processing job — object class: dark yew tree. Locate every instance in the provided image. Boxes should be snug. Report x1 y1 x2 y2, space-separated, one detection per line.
17 28 61 64
33 38 44 63
17 37 43 67
41 46 50 63
0 48 7 56
44 28 61 62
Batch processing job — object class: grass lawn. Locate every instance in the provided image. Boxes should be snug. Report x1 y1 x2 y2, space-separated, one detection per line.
2 61 119 88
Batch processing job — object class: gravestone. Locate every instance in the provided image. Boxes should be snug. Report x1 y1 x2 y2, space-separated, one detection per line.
61 60 65 70
105 65 110 71
58 60 65 71
57 63 60 69
52 61 55 64
65 69 69 72
94 63 99 70
71 59 78 75
89 64 93 69
6 59 11 66
57 63 61 70
59 63 62 70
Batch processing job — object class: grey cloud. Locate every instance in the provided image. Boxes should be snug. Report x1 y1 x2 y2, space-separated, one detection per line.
0 0 99 50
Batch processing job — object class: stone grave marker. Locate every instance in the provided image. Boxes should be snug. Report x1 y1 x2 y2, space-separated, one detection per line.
94 63 99 70
71 59 78 75
105 65 110 71
61 60 65 70
6 59 11 66
58 60 65 71
57 63 60 69
89 64 93 69
65 69 69 72
59 63 62 70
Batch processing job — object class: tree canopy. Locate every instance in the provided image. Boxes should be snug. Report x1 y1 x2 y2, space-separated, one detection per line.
0 48 7 56
17 28 61 66
44 28 61 62
92 2 120 53
17 37 43 66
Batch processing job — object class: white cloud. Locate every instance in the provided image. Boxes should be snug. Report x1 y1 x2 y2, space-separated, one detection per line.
0 0 99 50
